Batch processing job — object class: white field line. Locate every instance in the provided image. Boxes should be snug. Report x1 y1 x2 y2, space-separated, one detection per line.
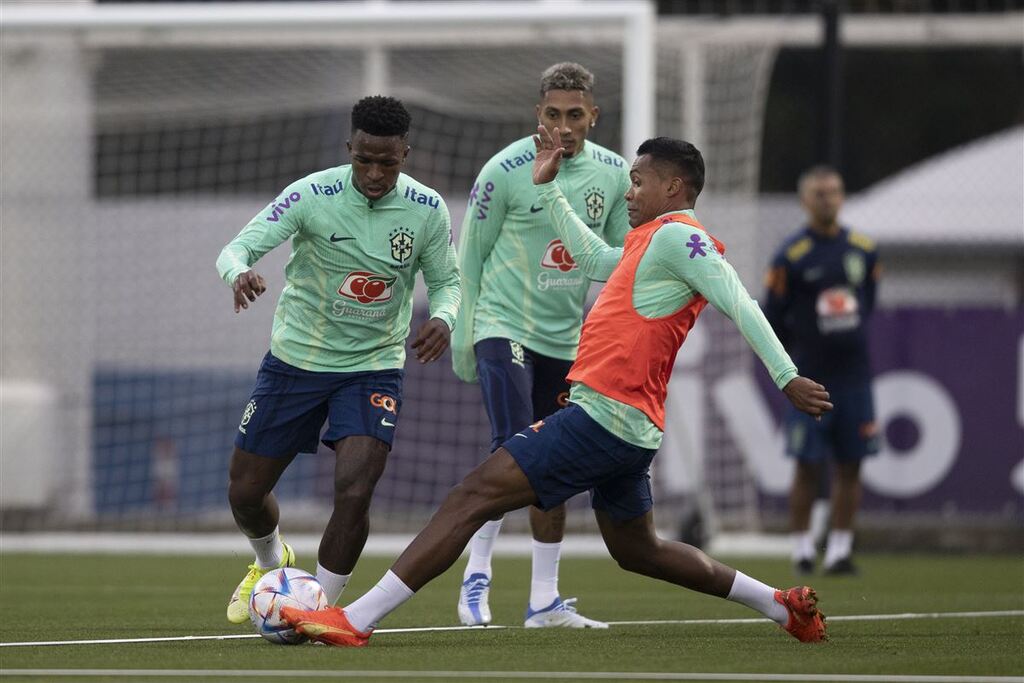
607 609 1024 626
1 609 1020 648
0 668 1020 682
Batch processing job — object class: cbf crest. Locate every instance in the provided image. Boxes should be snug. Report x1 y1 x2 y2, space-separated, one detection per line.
843 251 866 286
389 227 415 266
585 186 605 221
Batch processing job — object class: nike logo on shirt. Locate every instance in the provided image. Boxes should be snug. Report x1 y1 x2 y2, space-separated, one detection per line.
381 417 395 427
330 233 356 242
529 205 544 213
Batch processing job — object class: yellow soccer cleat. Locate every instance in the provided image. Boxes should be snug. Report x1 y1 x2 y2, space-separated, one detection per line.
226 541 296 624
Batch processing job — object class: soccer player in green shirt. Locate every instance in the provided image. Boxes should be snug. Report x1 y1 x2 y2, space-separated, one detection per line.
452 62 629 628
216 96 460 625
280 127 831 646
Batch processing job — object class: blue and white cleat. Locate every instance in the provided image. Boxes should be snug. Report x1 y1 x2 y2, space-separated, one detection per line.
458 573 492 626
524 597 608 629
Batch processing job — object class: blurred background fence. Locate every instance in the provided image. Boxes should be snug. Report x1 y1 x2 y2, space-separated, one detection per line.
1 0 1021 549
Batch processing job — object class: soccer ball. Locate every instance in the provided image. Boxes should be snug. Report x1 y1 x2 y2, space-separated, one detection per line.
249 567 328 644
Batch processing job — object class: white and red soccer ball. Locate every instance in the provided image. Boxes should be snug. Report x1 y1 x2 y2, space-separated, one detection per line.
249 567 328 644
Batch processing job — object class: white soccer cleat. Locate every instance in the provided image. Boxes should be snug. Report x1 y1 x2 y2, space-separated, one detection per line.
458 572 492 626
524 597 608 629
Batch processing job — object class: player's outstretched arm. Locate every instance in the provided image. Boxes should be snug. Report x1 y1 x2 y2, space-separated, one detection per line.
783 376 833 417
232 270 267 313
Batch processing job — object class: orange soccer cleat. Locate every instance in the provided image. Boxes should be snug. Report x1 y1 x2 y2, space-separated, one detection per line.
774 586 828 643
279 605 372 647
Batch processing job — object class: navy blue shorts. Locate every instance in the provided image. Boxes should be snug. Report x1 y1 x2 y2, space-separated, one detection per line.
234 352 404 457
475 338 573 452
501 403 658 522
785 382 879 462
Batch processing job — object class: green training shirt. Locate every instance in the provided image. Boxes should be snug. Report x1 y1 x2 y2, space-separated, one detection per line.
217 166 460 373
537 181 798 448
452 137 631 382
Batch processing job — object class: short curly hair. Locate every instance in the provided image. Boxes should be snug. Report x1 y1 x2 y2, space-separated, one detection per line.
539 62 594 97
351 95 411 137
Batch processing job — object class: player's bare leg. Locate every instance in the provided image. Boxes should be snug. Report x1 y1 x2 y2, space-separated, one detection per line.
789 460 823 574
225 448 298 623
595 510 735 596
228 447 296 536
823 459 862 575
393 448 538 590
595 509 826 642
529 504 564 542
316 435 390 603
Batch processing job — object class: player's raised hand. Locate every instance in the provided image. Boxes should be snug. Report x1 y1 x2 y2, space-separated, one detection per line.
233 269 267 313
411 317 451 364
532 124 565 185
783 376 833 418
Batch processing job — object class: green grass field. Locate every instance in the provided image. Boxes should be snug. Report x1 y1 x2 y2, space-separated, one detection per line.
1 552 1022 682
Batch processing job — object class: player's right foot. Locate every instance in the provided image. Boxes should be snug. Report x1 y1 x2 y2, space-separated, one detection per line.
524 597 608 629
458 573 492 626
280 605 372 647
226 541 295 624
774 586 828 643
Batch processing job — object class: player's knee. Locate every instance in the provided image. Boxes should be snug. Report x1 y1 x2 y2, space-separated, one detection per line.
446 481 498 522
227 477 266 512
331 477 377 510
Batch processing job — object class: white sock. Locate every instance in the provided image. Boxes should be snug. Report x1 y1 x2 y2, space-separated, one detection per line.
316 563 351 606
727 571 789 625
809 499 831 546
791 531 815 562
529 540 561 611
464 518 503 579
344 570 415 633
824 529 854 567
249 527 283 569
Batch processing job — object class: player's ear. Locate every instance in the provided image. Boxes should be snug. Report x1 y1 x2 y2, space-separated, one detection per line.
402 145 410 162
535 103 542 124
346 140 352 155
590 105 600 127
667 176 684 198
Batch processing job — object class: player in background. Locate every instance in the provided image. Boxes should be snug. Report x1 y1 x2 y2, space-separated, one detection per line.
280 128 831 646
763 166 880 576
451 62 629 629
215 96 460 624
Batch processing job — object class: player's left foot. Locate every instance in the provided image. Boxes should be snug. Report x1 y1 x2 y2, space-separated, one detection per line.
279 605 372 647
823 557 858 576
458 572 492 626
774 586 828 643
226 541 295 624
524 597 608 629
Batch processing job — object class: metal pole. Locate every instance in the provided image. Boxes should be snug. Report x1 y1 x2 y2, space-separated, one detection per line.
821 0 843 168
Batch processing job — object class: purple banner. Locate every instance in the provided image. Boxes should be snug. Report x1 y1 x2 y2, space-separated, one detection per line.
752 308 1024 516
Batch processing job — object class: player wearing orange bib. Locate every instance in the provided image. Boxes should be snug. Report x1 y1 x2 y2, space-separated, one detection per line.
280 128 833 646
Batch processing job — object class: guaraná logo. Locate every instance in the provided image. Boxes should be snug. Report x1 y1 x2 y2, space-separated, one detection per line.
540 239 577 272
338 271 397 304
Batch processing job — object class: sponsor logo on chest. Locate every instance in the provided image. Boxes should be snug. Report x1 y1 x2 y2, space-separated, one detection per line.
338 271 397 304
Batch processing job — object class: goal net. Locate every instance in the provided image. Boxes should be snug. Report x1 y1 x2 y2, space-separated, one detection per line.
0 2 777 536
